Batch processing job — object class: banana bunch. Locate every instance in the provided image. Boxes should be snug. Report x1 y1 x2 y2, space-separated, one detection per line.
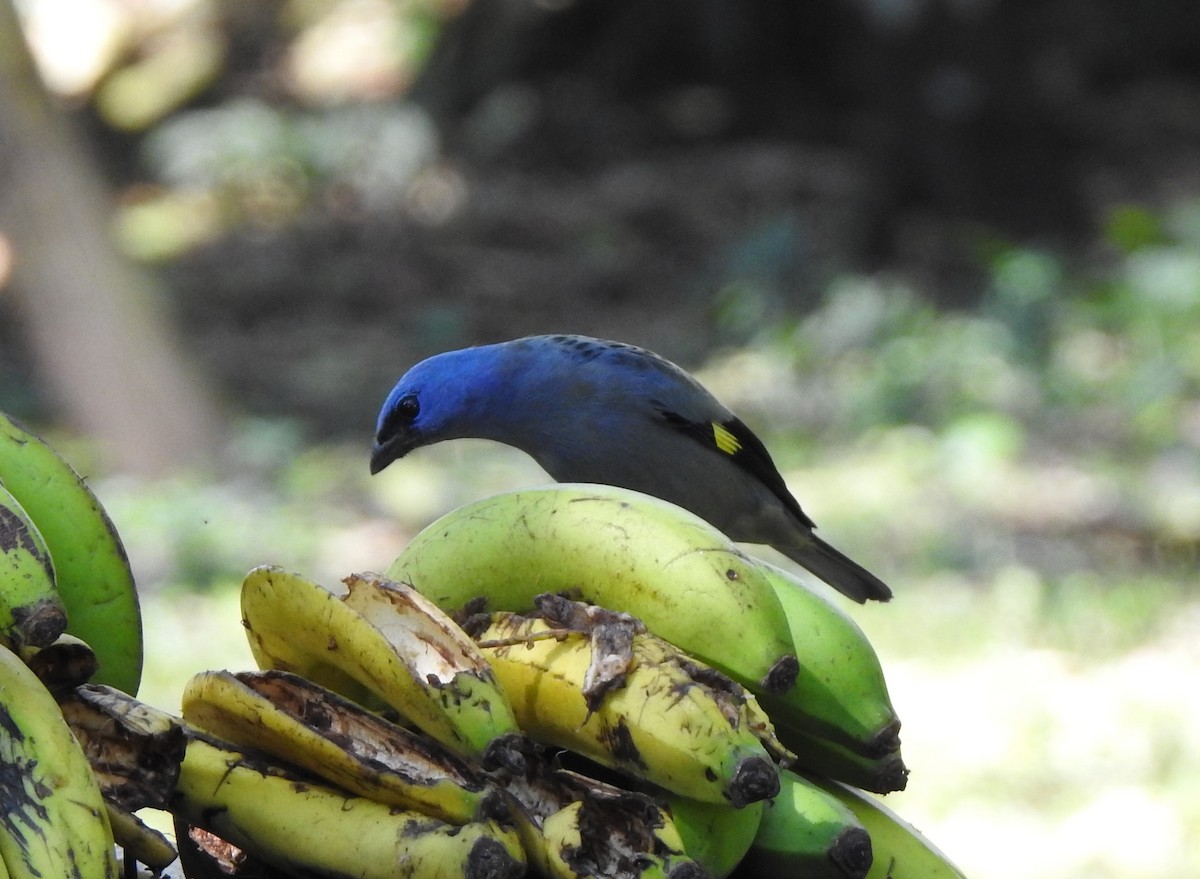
0 403 968 878
147 482 964 878
378 484 968 878
0 412 149 879
58 680 527 879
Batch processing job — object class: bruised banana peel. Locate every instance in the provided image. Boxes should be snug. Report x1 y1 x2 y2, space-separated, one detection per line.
0 479 66 649
0 644 118 879
496 761 702 879
181 668 497 824
475 612 780 806
172 733 527 879
240 566 522 764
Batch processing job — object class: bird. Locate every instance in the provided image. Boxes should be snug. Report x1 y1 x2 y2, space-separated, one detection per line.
370 334 891 603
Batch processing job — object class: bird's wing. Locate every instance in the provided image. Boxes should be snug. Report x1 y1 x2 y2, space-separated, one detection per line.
655 408 816 530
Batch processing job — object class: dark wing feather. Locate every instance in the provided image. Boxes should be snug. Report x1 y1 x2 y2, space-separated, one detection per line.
655 408 816 530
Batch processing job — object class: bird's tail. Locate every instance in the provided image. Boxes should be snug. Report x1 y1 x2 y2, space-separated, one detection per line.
779 535 893 603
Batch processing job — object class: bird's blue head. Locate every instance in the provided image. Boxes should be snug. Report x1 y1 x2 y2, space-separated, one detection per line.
369 344 515 475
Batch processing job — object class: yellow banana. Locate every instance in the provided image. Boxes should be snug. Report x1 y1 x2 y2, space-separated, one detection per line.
106 802 178 874
664 795 764 879
475 612 780 806
540 798 702 879
0 479 66 649
782 727 910 795
18 632 98 695
0 412 142 694
181 668 497 824
496 760 701 879
743 768 873 879
385 484 800 696
753 561 901 757
172 732 527 879
0 644 118 879
813 777 969 879
241 566 524 764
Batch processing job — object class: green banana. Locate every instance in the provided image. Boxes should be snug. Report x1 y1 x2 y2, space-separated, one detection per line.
385 484 799 695
742 768 873 879
664 796 764 879
0 412 142 694
181 668 497 824
240 566 523 764
172 732 528 879
781 727 910 795
475 611 780 806
814 778 969 879
0 643 119 879
0 479 66 649
753 561 901 757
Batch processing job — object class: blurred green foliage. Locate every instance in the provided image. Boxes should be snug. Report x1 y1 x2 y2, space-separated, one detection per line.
94 196 1200 601
738 199 1200 462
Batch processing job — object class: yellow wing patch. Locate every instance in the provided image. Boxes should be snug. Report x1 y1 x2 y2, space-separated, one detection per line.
712 422 742 456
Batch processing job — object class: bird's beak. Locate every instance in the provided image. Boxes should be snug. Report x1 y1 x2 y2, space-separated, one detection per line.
369 433 412 475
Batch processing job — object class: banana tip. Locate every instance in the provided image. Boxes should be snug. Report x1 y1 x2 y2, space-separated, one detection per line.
727 756 780 808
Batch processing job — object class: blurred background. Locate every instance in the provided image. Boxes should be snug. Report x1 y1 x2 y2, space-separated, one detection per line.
2 1 1199 876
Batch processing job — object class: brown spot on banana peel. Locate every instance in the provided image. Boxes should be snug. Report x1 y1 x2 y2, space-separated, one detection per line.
465 835 525 879
0 507 48 565
598 717 647 772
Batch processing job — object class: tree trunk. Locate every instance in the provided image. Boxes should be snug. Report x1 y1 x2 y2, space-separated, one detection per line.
0 0 222 476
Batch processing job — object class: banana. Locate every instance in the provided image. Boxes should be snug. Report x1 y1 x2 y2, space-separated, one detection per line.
172 732 527 879
0 644 118 879
58 683 187 810
813 778 969 879
240 566 524 765
753 561 901 758
474 612 780 806
0 411 142 694
181 668 497 824
742 768 873 879
384 484 800 697
0 479 66 649
18 632 98 695
540 799 702 879
496 760 701 879
781 727 910 795
664 795 764 879
106 801 178 874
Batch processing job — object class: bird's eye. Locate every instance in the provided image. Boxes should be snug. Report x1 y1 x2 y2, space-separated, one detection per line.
396 395 419 421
